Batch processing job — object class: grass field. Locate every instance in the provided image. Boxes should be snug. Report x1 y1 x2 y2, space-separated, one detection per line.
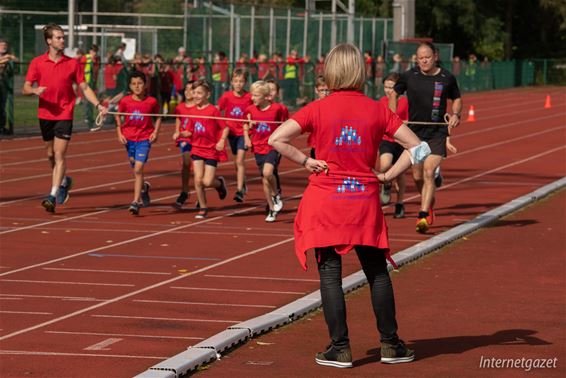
13 95 85 130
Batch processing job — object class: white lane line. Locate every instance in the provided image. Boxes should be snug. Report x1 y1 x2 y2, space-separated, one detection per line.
170 286 305 295
92 314 241 324
1 279 135 287
84 338 123 351
0 191 303 278
0 350 167 360
45 330 204 340
0 152 179 184
0 236 295 341
0 132 118 154
454 113 563 139
0 294 103 301
0 147 126 167
0 297 22 300
0 165 303 233
133 299 277 309
0 311 52 315
42 267 172 276
204 274 319 283
450 125 565 158
21 227 293 238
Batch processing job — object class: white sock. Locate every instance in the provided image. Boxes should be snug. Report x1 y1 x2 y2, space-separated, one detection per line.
50 186 59 197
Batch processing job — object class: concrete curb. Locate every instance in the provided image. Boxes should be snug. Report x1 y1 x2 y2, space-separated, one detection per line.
134 177 566 377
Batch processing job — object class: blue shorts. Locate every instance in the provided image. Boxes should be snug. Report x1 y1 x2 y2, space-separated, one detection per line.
178 141 192 154
126 140 151 166
255 150 280 174
191 154 218 167
228 134 247 155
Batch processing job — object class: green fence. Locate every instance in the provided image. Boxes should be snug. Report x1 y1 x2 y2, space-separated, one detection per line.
1 58 564 136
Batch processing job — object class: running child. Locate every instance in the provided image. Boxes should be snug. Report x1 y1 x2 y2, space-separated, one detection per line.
115 71 161 215
172 81 195 208
379 72 408 218
307 75 329 159
243 80 287 222
265 79 288 201
218 68 252 203
188 79 229 219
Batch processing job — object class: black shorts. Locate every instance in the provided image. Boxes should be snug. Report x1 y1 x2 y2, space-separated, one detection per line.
228 134 247 155
39 119 73 141
255 150 281 174
421 135 447 157
191 154 218 167
379 140 404 163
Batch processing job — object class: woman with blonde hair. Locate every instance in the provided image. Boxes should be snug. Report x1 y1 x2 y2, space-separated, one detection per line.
269 43 429 368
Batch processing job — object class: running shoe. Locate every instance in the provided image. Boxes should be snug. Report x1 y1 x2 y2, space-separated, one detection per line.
141 182 151 207
195 208 208 219
128 202 140 215
56 176 73 205
380 182 392 205
394 203 405 219
265 210 277 223
41 195 56 213
216 176 227 200
174 192 189 208
233 190 245 203
434 167 443 188
380 340 415 364
272 194 283 212
315 345 353 368
89 124 103 132
415 217 429 234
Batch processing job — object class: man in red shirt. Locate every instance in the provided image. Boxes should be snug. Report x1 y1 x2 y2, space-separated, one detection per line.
23 23 107 213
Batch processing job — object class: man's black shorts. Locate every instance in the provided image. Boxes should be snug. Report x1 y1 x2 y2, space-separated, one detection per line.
379 140 404 164
39 119 73 141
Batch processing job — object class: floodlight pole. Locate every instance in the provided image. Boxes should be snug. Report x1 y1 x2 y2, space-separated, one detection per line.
68 0 75 50
93 0 98 45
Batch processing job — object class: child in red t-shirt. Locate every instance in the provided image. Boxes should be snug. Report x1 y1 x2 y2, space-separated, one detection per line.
172 81 195 209
244 81 288 222
265 79 288 199
217 68 253 203
187 80 229 219
307 75 330 159
115 71 161 215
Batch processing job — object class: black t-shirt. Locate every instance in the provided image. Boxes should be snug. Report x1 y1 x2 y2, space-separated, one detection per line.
394 67 461 138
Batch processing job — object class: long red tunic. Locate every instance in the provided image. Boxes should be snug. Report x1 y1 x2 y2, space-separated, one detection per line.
291 90 403 270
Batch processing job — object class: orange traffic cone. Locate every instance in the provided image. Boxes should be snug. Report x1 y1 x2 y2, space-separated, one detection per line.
544 94 552 109
466 105 476 122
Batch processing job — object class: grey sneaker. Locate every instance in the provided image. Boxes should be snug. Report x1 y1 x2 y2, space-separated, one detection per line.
380 340 415 364
128 202 140 216
315 345 353 368
141 181 151 207
380 182 392 205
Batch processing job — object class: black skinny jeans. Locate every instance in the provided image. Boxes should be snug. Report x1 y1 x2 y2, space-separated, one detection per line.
316 246 400 350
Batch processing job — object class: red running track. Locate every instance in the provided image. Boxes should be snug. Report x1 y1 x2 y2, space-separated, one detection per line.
0 86 564 377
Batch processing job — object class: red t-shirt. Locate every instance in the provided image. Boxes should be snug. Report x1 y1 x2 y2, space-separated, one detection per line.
118 95 160 142
175 102 195 145
379 96 408 142
188 104 227 161
25 52 85 120
218 91 252 136
245 103 288 155
257 62 271 79
290 90 403 270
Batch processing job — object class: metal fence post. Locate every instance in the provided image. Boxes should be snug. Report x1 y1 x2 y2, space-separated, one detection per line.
269 7 274 55
302 9 308 58
230 4 235 62
286 8 291 57
250 6 255 58
318 12 323 59
19 13 24 63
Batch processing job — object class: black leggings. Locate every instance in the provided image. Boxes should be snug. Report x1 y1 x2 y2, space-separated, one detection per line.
315 246 400 350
